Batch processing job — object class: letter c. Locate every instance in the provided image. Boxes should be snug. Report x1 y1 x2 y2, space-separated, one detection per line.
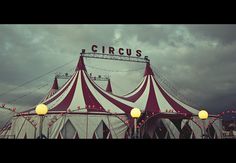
92 45 98 53
118 48 124 55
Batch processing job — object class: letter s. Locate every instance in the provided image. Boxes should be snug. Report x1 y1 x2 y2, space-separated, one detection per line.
136 50 142 57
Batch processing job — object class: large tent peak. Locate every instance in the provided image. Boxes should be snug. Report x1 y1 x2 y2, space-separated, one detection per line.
76 56 86 71
144 62 154 76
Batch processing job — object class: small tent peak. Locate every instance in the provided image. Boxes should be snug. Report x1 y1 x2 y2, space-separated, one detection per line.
52 77 59 90
106 79 113 93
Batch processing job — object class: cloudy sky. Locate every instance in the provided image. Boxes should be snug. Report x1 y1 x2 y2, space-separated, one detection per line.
0 24 236 114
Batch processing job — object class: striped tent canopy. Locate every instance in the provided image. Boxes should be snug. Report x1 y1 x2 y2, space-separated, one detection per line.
25 56 135 115
122 62 199 115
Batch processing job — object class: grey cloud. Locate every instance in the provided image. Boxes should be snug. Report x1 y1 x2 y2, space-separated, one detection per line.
149 38 236 113
186 25 236 45
116 25 195 49
0 25 236 115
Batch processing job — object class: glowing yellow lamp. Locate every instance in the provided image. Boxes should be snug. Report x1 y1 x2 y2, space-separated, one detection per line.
198 110 208 120
35 104 48 115
130 108 141 118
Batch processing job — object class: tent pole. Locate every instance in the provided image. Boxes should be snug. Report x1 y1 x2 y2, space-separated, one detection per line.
86 112 88 139
134 118 137 139
38 115 43 138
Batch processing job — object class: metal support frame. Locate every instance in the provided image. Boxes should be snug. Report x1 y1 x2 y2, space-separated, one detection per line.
55 73 110 81
88 73 110 81
55 73 72 79
81 52 150 64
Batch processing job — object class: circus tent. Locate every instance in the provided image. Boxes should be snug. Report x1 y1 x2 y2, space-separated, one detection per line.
27 56 135 114
122 62 198 115
1 56 136 139
120 62 222 138
0 56 222 139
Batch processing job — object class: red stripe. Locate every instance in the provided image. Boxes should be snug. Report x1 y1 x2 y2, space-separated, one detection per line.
52 77 59 89
44 73 77 105
144 63 154 76
81 72 106 112
26 75 76 112
153 77 192 114
145 76 161 113
51 73 79 111
84 71 133 114
106 79 113 93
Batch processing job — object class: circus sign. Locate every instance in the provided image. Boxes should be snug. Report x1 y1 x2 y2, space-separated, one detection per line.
82 44 142 57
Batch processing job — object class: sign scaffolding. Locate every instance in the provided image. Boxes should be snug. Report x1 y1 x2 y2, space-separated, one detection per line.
81 51 149 64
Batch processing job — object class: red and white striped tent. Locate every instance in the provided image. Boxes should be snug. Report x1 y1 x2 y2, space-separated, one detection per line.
123 62 198 115
3 56 136 139
0 56 222 139
120 62 222 138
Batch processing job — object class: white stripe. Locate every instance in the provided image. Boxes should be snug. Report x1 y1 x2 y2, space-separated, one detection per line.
68 71 86 112
152 76 175 113
133 76 151 111
43 72 77 104
84 72 134 110
83 71 125 113
27 72 77 113
154 77 199 114
85 71 135 107
48 72 79 110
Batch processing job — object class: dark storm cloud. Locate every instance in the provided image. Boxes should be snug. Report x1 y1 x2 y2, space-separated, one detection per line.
0 25 235 115
186 25 236 45
0 25 120 109
0 25 117 87
116 25 194 48
0 25 69 85
112 25 236 113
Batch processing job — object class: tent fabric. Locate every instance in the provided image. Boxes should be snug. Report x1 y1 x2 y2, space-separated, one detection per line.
26 56 135 115
106 79 113 93
5 114 128 139
0 56 222 139
123 62 199 115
